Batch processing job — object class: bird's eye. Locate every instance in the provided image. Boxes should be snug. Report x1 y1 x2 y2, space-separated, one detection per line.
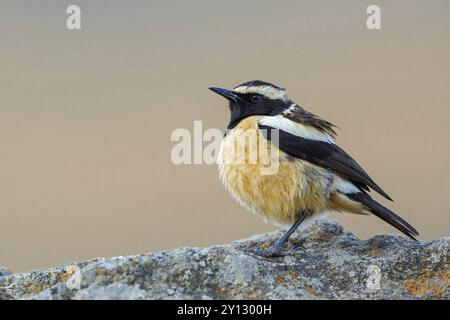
250 95 262 102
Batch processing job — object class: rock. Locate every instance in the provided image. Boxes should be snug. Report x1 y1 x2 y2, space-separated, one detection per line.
0 220 448 300
0 267 12 278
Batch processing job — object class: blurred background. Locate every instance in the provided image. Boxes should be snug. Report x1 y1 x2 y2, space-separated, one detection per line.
0 0 449 272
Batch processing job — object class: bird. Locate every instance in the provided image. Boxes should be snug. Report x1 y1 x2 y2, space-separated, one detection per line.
209 80 419 257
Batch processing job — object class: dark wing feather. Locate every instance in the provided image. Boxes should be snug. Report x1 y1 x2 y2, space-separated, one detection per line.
258 124 392 200
282 105 337 138
347 192 418 239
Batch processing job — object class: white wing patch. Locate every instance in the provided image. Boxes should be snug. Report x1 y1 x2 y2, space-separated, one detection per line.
259 115 335 144
333 176 359 194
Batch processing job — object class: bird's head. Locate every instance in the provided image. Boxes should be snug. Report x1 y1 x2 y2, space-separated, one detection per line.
209 80 292 129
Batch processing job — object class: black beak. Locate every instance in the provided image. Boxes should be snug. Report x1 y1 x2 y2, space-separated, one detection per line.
209 87 239 102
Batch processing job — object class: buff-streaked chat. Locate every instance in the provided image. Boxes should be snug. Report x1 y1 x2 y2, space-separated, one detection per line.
210 80 418 257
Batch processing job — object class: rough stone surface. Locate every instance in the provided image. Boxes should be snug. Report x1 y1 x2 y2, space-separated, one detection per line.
0 268 12 278
0 220 448 300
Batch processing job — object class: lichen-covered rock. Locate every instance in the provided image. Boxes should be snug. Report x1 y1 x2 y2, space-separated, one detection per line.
0 268 12 278
0 220 448 300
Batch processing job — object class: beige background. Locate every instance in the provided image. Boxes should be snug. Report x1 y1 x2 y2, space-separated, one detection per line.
0 0 449 272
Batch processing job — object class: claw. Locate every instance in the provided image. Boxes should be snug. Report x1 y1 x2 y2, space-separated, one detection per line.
291 243 304 251
241 246 285 258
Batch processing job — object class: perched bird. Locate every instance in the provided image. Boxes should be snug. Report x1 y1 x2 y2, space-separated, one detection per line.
209 80 418 257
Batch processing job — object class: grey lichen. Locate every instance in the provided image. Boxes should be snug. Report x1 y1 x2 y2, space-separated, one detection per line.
0 220 448 300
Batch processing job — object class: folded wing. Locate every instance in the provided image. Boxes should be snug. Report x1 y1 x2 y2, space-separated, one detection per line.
258 121 392 200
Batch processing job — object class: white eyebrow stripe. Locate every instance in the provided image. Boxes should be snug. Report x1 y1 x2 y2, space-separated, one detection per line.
233 85 286 100
259 115 335 144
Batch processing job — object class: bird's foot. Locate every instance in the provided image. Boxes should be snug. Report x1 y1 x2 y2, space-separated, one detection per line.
241 244 285 258
291 243 304 252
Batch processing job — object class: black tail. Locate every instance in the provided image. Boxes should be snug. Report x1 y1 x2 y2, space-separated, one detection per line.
347 192 419 240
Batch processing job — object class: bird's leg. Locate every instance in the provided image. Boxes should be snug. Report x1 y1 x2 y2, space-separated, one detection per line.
244 213 308 258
